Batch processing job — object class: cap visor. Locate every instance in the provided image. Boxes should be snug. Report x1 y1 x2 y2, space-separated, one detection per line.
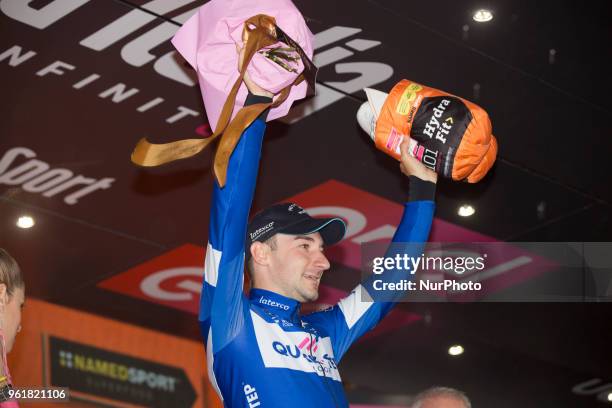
281 217 346 246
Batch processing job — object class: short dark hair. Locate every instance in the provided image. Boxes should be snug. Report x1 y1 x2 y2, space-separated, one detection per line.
412 387 471 408
0 248 24 297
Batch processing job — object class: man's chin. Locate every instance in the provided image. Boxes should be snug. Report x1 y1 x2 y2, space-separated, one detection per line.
298 288 319 303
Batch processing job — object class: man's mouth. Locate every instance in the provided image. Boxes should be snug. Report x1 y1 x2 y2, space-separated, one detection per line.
303 274 321 283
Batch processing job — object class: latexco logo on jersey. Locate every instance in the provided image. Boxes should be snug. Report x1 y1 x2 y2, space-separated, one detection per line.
258 296 290 311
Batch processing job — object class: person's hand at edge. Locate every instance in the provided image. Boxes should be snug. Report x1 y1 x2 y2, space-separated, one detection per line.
400 137 438 184
237 42 274 98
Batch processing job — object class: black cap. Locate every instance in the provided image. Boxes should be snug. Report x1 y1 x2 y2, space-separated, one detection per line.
246 203 346 259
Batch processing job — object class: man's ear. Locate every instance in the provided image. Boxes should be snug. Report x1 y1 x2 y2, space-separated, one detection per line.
250 241 270 267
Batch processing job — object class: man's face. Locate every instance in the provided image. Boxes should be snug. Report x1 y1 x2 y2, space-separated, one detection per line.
267 232 330 302
3 286 25 353
418 396 467 408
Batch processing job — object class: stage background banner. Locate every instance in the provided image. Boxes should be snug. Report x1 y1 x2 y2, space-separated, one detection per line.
9 298 222 408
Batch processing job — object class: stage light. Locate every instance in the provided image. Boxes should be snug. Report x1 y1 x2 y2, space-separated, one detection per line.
448 344 464 356
16 215 35 229
458 205 475 217
473 9 493 23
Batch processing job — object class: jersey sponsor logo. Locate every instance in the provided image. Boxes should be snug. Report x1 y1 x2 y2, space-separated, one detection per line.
251 312 341 381
0 146 115 205
257 296 290 311
281 319 294 327
272 340 338 375
298 336 319 353
243 384 261 408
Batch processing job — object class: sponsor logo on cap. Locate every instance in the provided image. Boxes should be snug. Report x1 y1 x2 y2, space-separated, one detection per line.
250 221 275 241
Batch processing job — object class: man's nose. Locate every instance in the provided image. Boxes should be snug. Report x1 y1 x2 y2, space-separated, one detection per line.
313 250 331 271
17 325 21 333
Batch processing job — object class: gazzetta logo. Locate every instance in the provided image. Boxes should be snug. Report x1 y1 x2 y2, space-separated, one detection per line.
98 244 204 314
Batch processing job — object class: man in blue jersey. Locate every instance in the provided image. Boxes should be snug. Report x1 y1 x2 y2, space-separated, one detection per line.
201 81 436 406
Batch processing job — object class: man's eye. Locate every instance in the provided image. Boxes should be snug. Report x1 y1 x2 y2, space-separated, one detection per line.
300 244 310 249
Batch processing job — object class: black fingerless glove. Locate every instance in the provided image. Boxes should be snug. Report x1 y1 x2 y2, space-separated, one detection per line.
244 92 273 121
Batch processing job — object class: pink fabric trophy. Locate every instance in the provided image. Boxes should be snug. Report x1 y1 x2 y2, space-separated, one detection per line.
130 0 315 186
171 0 314 131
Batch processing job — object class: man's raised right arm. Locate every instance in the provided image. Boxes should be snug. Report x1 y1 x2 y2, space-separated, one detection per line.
200 91 272 346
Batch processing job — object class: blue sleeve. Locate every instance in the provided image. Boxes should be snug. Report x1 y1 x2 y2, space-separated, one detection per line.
304 179 435 361
199 118 266 353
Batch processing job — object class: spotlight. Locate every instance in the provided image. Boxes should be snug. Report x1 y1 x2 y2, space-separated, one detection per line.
448 345 464 356
16 216 35 229
458 205 475 217
473 9 493 23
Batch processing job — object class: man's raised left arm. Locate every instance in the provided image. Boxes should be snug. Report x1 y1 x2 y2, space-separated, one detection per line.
303 138 436 361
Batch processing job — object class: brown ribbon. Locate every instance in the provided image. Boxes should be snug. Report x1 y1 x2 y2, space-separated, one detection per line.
130 14 304 187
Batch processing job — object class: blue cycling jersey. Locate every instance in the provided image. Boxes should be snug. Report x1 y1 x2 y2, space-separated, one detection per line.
200 117 435 407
